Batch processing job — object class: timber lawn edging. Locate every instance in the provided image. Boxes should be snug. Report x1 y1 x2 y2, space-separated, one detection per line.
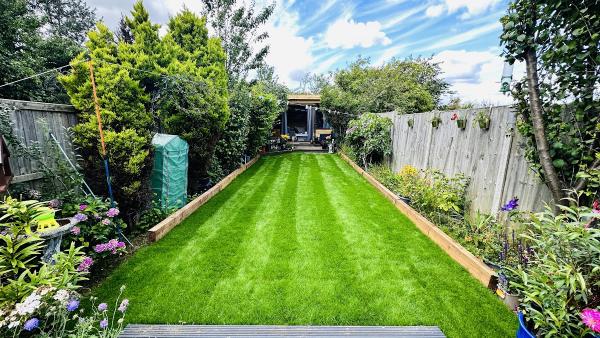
339 153 498 289
148 156 260 242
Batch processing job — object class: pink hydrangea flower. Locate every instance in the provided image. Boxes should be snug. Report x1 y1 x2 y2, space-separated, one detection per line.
77 256 93 272
102 218 111 226
94 239 126 254
74 213 87 222
79 204 87 211
70 226 80 236
106 208 120 218
582 308 600 333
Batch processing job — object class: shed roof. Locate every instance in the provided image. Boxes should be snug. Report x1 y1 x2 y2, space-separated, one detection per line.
288 94 320 105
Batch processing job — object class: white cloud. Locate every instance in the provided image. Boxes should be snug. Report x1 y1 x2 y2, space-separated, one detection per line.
381 4 428 29
424 0 500 19
420 21 501 51
324 17 391 49
432 49 524 105
374 45 404 66
425 5 445 17
262 0 316 86
446 0 500 17
314 54 345 74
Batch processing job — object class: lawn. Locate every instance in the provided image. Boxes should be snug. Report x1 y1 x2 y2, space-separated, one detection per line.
92 152 516 337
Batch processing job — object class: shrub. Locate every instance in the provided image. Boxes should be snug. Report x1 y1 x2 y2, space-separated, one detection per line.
0 198 88 306
345 113 392 168
511 200 600 337
0 285 128 337
246 83 281 157
58 22 153 225
159 9 230 190
61 196 126 251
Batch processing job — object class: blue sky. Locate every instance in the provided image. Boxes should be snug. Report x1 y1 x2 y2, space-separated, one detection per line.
88 0 521 104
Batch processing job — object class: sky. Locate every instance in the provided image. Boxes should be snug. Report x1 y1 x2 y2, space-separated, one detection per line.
86 0 523 105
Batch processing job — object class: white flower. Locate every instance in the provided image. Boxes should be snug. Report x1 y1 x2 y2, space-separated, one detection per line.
15 293 41 316
8 320 20 329
53 289 69 303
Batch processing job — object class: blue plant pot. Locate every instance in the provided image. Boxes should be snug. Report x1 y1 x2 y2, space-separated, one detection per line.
517 312 535 338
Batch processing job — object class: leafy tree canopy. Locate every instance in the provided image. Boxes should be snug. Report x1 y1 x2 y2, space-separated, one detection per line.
0 0 95 102
201 0 275 86
501 0 599 203
321 57 449 136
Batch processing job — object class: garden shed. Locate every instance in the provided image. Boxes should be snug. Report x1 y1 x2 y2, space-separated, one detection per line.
150 133 189 209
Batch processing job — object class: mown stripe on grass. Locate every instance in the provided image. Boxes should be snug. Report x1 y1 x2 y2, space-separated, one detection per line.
91 153 517 337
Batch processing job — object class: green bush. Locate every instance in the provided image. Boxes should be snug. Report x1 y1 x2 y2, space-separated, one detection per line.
345 113 393 168
511 201 600 337
159 9 230 190
0 198 87 307
58 22 153 224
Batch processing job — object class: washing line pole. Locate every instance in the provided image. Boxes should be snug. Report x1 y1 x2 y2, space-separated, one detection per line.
88 60 128 243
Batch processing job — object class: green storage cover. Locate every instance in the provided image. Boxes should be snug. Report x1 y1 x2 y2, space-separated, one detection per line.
150 134 189 209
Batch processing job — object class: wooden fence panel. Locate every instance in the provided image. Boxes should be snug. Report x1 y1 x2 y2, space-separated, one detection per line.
1 99 78 187
381 106 552 214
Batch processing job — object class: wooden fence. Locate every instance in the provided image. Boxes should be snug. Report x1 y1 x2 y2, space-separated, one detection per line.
1 99 78 188
380 106 553 214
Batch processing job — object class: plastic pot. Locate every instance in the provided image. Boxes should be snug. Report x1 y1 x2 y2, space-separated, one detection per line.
407 119 414 128
478 119 490 130
517 312 535 338
431 120 441 128
457 119 467 129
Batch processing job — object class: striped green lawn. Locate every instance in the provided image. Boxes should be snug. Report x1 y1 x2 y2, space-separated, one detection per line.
92 152 516 337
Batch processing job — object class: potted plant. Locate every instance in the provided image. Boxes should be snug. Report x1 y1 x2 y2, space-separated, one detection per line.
509 202 600 337
407 117 414 128
431 114 441 128
474 110 491 130
451 113 467 130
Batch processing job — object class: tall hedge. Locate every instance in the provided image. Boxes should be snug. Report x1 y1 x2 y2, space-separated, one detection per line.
58 23 153 222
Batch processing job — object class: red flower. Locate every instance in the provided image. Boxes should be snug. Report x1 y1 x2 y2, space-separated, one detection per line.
593 199 599 211
451 113 458 121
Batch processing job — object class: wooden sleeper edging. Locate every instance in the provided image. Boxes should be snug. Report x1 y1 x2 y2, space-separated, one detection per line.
339 153 497 289
147 156 260 242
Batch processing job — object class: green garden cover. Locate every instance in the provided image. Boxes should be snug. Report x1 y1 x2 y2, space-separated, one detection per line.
150 134 189 209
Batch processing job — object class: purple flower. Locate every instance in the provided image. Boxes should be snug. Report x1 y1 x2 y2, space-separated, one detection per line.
74 213 88 222
94 239 126 254
79 204 87 211
501 197 519 212
66 300 79 312
23 318 39 331
100 319 108 329
70 226 80 236
106 208 120 218
118 299 129 313
582 308 600 333
98 303 108 312
77 256 93 272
